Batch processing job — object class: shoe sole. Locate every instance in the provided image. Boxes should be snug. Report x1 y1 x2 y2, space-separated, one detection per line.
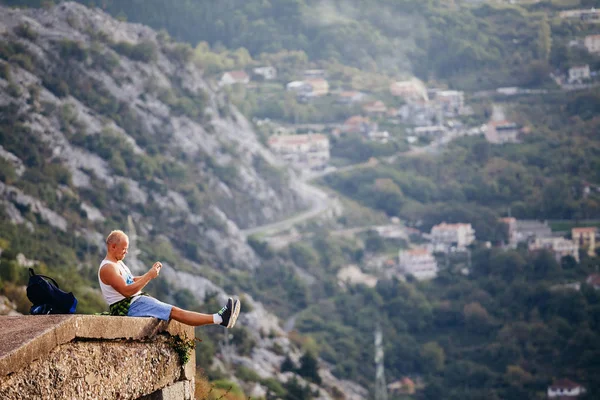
227 299 241 328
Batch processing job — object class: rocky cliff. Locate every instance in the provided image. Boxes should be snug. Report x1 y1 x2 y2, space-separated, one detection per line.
0 1 305 274
0 4 369 399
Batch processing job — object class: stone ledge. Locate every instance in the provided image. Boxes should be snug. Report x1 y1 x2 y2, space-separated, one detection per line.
0 315 194 377
140 381 192 400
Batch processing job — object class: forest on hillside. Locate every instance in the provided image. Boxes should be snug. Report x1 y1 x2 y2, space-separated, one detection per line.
324 91 600 232
7 0 600 89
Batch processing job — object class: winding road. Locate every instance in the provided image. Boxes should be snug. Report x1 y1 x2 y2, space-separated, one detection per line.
241 178 331 237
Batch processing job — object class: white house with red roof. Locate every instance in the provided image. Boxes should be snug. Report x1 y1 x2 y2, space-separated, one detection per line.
398 248 438 280
434 90 465 115
252 66 277 80
362 100 387 115
219 70 250 86
485 120 520 144
336 91 365 104
431 223 475 251
389 78 429 104
529 237 580 263
267 133 329 170
584 34 600 53
547 379 585 398
342 116 378 135
304 78 329 97
568 65 590 83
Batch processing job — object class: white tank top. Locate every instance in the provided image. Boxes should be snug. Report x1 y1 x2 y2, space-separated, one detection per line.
98 259 141 305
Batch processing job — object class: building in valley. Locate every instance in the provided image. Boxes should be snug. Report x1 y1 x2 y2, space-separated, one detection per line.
430 222 475 251
398 248 438 280
547 379 586 398
572 227 597 257
267 133 330 170
529 237 580 262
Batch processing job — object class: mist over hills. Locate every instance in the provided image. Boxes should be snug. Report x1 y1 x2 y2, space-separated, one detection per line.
1 1 600 399
2 0 570 88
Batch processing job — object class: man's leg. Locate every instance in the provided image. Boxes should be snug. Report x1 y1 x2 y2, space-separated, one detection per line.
170 307 214 326
169 297 240 328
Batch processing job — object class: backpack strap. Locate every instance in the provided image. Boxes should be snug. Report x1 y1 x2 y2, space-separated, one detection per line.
38 274 60 288
28 268 59 288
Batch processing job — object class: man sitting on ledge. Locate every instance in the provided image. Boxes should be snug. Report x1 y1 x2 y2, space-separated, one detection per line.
99 230 240 328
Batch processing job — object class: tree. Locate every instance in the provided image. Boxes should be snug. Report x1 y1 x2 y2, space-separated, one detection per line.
364 230 385 253
463 302 493 333
560 255 577 270
297 351 322 384
537 16 552 62
281 355 296 372
421 341 445 372
289 242 319 270
283 376 313 400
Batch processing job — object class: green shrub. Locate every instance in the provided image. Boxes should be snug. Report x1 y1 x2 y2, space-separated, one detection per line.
42 75 69 97
90 42 119 72
165 42 193 64
7 81 21 97
111 40 157 62
247 235 273 259
9 53 34 72
211 379 244 396
230 326 256 356
261 378 286 398
0 63 11 80
0 259 27 284
14 23 38 41
235 365 261 382
59 39 88 62
0 159 16 184
0 40 28 61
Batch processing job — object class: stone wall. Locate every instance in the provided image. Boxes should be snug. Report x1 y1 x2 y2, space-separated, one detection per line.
0 315 195 400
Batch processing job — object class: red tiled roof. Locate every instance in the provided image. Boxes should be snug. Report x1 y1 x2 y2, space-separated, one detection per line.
225 70 248 80
488 120 517 128
363 101 387 111
403 248 430 256
572 227 597 234
268 134 327 146
344 116 370 125
550 379 581 390
432 222 471 230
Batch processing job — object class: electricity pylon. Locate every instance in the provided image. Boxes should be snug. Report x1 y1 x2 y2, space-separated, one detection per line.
374 325 388 400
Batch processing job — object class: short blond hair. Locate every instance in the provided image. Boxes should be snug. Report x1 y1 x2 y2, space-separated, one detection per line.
106 230 128 246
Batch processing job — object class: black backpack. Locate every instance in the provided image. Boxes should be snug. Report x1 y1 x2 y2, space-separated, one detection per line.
26 268 78 315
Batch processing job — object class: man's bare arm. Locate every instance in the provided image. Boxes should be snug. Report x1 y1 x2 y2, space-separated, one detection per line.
99 262 159 297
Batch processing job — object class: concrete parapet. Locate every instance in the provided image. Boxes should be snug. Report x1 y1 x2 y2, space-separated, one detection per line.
0 315 195 400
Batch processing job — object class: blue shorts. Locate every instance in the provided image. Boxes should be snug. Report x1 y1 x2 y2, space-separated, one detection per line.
127 296 173 321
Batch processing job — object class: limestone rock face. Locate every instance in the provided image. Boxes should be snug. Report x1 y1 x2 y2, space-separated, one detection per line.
0 4 367 399
0 1 306 272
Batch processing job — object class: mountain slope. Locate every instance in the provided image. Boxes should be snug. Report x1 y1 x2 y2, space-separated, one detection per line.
0 2 308 293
